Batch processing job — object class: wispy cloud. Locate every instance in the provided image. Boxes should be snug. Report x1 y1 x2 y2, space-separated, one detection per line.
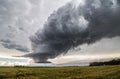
0 39 29 52
0 56 33 66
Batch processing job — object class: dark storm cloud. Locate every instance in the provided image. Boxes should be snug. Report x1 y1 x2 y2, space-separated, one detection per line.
25 52 54 63
0 39 29 52
27 0 120 63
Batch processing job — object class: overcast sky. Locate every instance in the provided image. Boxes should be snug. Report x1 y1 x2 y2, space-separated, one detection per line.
0 0 120 66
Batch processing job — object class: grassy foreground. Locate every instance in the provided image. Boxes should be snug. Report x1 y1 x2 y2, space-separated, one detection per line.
0 65 120 79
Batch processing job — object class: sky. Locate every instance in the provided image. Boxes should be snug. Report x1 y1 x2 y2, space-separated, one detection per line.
0 0 120 66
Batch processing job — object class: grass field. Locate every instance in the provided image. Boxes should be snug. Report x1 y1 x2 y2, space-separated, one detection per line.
0 65 120 79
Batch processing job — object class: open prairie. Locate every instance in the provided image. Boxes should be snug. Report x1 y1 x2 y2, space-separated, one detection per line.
0 65 120 79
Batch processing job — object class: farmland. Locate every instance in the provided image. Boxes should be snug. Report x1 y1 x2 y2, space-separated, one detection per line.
0 65 120 79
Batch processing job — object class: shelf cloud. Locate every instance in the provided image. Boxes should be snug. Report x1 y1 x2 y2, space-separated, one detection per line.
26 0 120 63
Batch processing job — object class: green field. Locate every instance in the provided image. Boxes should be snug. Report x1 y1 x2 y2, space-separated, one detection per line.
0 65 120 79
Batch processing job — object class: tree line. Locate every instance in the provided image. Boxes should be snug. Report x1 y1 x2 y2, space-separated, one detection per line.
89 59 120 66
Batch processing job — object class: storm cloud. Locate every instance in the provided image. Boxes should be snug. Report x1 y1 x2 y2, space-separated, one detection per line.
26 0 120 63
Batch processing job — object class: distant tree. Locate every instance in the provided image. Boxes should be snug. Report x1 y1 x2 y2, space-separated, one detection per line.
89 59 120 66
14 65 25 68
